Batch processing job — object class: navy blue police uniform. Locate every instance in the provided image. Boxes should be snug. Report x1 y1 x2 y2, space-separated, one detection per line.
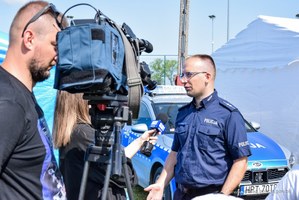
172 90 251 198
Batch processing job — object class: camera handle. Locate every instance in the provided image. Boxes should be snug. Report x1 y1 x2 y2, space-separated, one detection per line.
60 3 99 27
78 101 134 200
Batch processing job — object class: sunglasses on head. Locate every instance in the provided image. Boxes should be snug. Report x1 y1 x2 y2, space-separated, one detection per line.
21 3 61 37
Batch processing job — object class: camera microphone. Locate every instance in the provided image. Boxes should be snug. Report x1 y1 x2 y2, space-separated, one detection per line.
140 114 167 157
138 39 153 53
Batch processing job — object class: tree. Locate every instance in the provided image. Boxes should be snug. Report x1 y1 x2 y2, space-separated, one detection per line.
150 58 178 85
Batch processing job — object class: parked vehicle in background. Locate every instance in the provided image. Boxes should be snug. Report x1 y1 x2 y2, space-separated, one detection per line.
121 85 295 200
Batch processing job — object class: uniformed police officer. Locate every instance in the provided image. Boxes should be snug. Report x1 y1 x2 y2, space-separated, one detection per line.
145 54 252 200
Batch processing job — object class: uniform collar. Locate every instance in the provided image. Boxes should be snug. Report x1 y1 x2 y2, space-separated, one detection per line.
192 90 218 109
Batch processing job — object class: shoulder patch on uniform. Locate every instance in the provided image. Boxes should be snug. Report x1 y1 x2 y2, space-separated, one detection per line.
219 99 238 112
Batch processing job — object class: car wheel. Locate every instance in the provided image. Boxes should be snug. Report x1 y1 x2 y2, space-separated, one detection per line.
153 167 172 200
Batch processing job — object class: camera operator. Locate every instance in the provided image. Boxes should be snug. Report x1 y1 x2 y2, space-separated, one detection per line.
53 90 160 200
0 1 66 199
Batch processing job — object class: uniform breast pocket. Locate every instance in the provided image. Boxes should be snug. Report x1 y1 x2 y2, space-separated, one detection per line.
196 125 221 151
175 123 189 145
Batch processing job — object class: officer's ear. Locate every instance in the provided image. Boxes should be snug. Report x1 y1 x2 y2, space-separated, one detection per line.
205 72 212 81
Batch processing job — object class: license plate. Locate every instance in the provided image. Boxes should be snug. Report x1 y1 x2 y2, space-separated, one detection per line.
239 183 277 195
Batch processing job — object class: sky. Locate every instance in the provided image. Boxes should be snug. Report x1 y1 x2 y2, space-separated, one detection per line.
1 0 299 60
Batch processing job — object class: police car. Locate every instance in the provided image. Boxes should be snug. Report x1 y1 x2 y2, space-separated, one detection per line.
121 85 295 199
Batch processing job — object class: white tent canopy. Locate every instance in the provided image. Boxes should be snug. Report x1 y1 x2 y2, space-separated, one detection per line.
212 15 299 162
213 15 299 70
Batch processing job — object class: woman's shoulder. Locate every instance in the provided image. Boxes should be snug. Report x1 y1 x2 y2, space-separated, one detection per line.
75 123 94 132
71 123 95 146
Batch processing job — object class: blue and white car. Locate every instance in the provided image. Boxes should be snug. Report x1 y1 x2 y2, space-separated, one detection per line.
121 85 295 199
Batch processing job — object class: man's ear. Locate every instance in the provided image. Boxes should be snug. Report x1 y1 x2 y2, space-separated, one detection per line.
205 72 212 80
23 30 34 50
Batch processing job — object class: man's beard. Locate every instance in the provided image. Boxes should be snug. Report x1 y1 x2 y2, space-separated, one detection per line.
29 59 50 83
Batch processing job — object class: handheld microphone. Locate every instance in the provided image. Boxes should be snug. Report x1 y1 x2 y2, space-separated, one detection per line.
140 120 165 157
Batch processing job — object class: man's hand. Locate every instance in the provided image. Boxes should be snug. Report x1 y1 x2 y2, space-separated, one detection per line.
144 151 177 200
144 183 164 200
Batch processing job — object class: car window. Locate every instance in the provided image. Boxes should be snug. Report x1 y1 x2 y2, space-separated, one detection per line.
134 101 152 127
153 103 186 134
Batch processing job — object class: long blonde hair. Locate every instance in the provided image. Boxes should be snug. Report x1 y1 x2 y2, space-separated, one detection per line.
52 91 91 148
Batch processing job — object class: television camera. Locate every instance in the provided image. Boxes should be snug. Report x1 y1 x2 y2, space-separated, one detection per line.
54 3 157 200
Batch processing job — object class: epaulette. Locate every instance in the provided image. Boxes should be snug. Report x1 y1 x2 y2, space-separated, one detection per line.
219 98 238 112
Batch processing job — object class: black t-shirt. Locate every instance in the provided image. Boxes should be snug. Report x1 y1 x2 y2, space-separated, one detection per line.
0 67 66 199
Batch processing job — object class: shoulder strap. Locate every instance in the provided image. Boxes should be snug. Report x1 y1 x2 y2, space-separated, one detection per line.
114 24 143 119
219 99 238 112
